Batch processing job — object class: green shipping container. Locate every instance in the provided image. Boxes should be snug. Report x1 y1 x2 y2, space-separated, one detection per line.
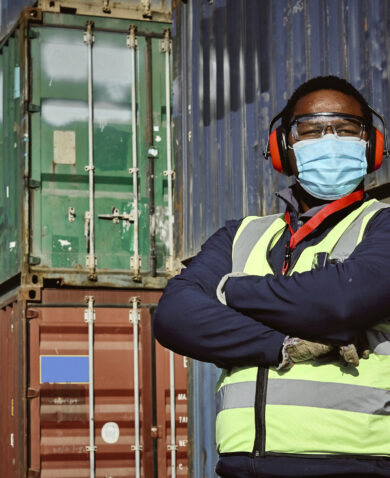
0 8 173 289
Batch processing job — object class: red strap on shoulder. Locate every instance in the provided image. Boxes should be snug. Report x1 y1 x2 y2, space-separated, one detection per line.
282 189 364 275
284 189 364 251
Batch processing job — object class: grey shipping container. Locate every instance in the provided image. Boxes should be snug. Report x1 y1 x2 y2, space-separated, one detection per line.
172 1 390 477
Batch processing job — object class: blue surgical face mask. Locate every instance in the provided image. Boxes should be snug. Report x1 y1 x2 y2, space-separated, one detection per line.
292 134 367 200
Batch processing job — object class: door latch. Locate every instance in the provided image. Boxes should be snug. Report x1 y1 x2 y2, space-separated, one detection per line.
98 207 136 224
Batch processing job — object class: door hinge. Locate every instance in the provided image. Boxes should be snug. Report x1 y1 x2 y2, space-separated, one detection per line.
29 256 41 265
27 469 41 478
28 103 41 113
26 309 39 320
27 387 39 399
28 30 40 39
27 178 41 189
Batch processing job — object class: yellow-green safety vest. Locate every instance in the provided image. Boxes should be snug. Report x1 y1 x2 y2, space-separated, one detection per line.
216 199 390 457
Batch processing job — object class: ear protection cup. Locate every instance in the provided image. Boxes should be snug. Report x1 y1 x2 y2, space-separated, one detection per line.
265 107 388 175
366 127 384 172
269 126 294 176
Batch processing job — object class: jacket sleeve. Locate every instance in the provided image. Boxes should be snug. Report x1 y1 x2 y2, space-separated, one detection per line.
153 221 285 368
224 208 390 342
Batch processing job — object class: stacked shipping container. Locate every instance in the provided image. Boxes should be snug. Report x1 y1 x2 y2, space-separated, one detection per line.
0 1 188 477
172 1 390 476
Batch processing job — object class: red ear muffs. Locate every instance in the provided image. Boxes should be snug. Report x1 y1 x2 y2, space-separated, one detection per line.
366 128 384 172
269 126 294 176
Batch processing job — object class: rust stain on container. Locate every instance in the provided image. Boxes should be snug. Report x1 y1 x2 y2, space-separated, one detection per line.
0 288 188 477
0 303 20 476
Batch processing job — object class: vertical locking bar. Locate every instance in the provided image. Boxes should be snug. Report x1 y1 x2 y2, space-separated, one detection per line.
130 297 142 478
162 28 177 478
169 350 177 478
162 29 175 275
127 26 141 281
84 296 96 477
84 21 97 280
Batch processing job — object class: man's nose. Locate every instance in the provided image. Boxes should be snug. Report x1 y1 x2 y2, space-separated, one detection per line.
324 124 335 135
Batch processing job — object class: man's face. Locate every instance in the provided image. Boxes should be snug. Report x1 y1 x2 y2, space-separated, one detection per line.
287 89 367 176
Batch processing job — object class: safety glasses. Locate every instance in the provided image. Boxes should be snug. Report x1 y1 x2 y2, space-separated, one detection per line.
290 112 366 141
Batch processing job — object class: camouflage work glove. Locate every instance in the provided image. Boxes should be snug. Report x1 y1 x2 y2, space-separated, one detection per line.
339 336 371 367
278 337 334 370
287 338 334 363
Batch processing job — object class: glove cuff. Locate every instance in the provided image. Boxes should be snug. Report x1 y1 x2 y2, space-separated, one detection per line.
277 336 301 370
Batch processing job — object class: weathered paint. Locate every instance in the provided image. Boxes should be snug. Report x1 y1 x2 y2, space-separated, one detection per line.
0 298 24 478
172 1 390 476
0 10 173 288
0 30 23 286
0 288 188 477
0 1 171 42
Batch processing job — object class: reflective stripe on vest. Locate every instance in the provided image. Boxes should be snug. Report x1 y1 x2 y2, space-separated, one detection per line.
216 199 390 456
331 201 390 261
232 214 282 272
217 378 390 415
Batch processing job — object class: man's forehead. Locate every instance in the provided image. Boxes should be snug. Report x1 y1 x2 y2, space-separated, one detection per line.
292 89 364 118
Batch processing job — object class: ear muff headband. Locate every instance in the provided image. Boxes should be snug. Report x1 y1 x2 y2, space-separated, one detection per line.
264 105 389 176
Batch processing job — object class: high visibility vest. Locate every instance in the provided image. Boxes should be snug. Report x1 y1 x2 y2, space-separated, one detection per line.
216 199 390 457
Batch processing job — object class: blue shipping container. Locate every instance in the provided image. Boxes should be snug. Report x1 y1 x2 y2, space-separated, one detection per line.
172 1 390 476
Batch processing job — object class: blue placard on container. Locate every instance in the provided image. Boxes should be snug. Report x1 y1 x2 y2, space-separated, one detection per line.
40 356 89 383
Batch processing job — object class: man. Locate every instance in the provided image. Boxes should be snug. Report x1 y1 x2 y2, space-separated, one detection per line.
153 76 390 477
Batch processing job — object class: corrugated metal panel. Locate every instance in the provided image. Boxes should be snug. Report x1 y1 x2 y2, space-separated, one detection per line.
1 288 188 477
172 1 390 477
173 0 390 260
0 300 24 477
0 11 173 288
38 0 171 23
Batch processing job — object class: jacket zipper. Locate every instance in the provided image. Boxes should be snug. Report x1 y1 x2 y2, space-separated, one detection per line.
253 366 268 456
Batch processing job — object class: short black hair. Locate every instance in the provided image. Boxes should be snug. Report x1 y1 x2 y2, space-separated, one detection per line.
281 76 372 132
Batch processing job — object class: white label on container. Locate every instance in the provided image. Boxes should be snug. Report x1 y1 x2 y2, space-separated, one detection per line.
155 135 162 143
9 241 16 251
153 126 159 131
14 67 20 99
6 186 9 198
53 130 76 165
10 433 14 447
101 422 120 444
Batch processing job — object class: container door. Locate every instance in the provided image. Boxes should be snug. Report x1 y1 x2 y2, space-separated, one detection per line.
28 19 171 278
29 304 144 476
27 290 188 477
0 304 19 478
0 31 22 284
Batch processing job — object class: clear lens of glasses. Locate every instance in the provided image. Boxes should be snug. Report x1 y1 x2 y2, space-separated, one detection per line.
290 114 365 141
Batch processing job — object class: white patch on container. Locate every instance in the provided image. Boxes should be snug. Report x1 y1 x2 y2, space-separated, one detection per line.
153 126 160 132
58 239 71 248
9 241 16 251
54 130 76 165
10 433 14 447
155 135 162 142
101 422 120 444
42 100 131 127
154 205 170 249
41 40 131 102
6 186 9 198
14 66 20 99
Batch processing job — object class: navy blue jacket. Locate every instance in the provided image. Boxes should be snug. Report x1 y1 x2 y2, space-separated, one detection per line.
153 191 390 477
